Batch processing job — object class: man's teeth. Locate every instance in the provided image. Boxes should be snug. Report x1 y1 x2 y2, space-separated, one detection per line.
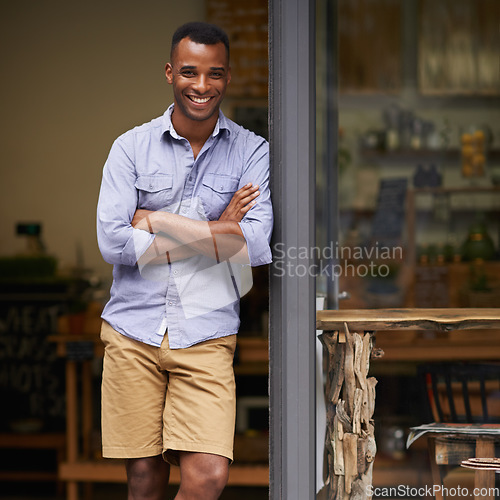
190 96 211 103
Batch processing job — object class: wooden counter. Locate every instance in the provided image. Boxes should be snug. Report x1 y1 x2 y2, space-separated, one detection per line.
316 308 500 332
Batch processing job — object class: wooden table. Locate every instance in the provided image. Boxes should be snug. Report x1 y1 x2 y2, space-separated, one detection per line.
317 308 500 333
316 308 500 500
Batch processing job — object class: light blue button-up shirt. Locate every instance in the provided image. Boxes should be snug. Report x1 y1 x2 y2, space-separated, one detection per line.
97 105 273 348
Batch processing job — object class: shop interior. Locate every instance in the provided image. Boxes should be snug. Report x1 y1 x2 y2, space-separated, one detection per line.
0 0 499 498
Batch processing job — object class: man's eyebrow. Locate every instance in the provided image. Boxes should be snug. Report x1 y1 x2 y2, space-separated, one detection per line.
179 65 226 71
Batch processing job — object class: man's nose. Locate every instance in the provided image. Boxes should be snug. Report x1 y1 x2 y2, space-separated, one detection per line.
193 75 209 94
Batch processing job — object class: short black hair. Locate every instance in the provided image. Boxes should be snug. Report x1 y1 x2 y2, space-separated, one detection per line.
171 22 230 61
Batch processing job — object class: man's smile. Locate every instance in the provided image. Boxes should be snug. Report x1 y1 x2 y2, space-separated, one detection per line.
187 95 213 104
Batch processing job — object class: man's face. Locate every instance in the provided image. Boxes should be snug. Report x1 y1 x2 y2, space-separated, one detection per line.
166 38 231 123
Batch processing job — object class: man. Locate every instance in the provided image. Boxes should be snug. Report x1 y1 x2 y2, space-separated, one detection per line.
96 21 272 500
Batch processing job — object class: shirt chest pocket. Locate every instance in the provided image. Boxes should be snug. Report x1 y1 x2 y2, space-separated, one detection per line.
201 173 239 220
135 174 174 211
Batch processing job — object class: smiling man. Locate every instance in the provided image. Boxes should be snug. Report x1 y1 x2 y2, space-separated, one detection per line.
96 22 273 500
167 34 229 128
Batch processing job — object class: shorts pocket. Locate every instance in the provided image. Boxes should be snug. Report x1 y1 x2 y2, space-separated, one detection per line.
215 334 237 356
100 321 111 345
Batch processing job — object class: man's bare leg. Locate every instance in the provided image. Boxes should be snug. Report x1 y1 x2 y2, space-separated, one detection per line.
126 455 170 500
175 452 229 500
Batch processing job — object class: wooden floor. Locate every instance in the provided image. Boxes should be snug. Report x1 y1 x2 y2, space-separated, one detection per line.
1 483 269 500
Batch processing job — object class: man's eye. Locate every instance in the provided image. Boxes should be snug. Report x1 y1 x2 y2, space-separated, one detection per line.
181 71 195 77
210 72 223 78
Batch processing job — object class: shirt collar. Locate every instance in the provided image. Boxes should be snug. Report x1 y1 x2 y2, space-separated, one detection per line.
161 104 231 140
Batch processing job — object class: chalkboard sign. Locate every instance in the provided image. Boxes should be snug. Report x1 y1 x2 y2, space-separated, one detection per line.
371 178 408 244
0 286 66 432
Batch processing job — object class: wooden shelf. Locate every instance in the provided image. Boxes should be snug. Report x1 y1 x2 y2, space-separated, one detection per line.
0 470 59 482
0 432 65 449
59 461 269 486
0 432 66 485
411 186 500 195
405 186 500 274
234 361 268 375
237 337 268 363
360 148 500 164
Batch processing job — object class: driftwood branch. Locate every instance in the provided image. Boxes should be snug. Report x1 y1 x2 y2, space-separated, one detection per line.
323 329 378 499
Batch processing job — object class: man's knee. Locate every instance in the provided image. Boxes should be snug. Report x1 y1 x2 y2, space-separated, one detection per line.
197 462 229 493
126 455 170 499
179 454 229 498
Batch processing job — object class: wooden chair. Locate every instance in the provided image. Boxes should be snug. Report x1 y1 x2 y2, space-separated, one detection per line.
417 362 500 499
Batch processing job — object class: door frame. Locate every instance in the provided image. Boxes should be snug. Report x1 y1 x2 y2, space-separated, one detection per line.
269 0 318 498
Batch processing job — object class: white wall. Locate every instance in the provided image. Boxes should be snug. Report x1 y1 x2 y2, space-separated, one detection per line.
0 1 206 279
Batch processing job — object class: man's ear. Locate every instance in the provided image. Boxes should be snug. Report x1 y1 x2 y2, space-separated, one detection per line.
165 63 173 84
227 66 231 85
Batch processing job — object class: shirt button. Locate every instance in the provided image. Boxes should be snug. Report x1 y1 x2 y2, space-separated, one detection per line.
168 301 173 306
173 270 178 275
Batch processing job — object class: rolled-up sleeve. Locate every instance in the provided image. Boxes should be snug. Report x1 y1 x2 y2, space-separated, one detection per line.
237 137 273 267
96 137 155 266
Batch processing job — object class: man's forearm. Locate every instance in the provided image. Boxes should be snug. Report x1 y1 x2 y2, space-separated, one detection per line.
147 211 248 263
133 181 260 265
208 220 248 262
138 232 199 266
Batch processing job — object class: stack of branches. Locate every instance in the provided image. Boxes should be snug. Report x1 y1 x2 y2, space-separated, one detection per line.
319 323 383 500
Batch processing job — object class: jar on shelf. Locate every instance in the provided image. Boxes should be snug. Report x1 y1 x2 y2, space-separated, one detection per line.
461 219 496 262
461 126 491 179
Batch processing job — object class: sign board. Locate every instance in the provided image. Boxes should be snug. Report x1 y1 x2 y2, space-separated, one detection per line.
0 287 66 431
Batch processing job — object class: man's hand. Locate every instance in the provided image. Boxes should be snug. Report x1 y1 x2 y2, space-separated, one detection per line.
218 183 259 222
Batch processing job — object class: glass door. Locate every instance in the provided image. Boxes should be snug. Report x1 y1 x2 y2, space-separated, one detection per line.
316 0 340 312
315 2 340 498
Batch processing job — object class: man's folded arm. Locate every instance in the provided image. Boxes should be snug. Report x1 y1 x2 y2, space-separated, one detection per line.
97 134 269 268
235 139 274 267
133 182 261 266
97 138 156 267
135 212 249 265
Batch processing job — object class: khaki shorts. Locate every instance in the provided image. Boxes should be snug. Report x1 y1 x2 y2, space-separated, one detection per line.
100 321 237 465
